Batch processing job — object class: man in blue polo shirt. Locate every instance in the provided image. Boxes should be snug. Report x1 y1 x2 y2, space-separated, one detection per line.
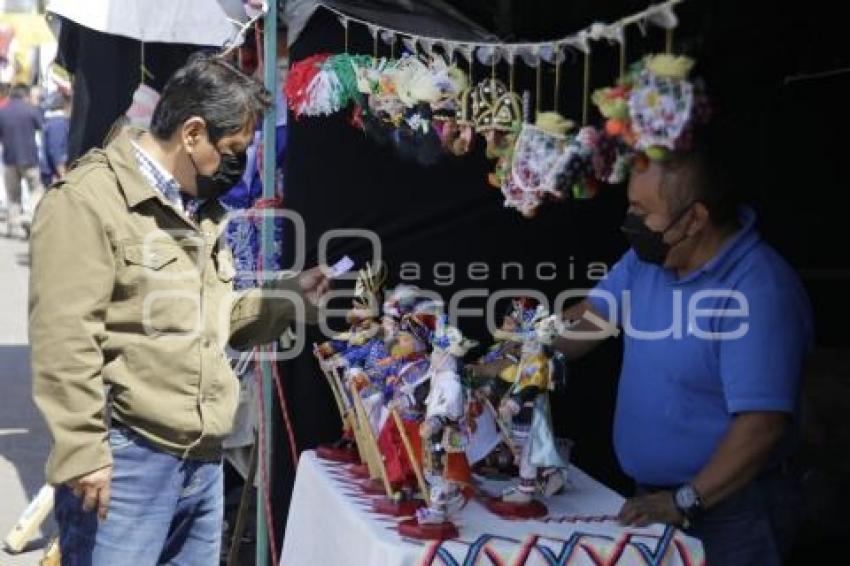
545 134 812 563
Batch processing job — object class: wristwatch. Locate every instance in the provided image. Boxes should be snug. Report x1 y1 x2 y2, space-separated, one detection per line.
673 484 703 528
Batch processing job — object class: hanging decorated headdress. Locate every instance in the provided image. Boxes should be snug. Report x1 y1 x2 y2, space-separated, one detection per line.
553 126 599 199
593 54 711 163
472 78 522 134
499 112 575 217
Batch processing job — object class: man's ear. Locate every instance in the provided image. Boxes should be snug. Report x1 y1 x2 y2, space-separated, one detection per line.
180 117 207 151
689 201 711 236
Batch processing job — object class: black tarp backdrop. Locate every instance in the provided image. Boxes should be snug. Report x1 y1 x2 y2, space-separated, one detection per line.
273 0 850 554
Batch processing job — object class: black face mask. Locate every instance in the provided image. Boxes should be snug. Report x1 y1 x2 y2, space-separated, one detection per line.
190 149 247 200
621 203 694 265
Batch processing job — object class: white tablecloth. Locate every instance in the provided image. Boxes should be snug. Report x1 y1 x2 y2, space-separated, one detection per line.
281 451 704 565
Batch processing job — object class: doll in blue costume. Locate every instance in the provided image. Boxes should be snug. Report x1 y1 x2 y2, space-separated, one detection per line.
315 263 390 429
376 307 436 490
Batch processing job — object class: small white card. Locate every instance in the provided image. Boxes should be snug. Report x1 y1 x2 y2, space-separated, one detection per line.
329 255 355 278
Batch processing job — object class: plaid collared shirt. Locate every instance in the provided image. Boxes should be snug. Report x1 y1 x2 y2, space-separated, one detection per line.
131 142 202 218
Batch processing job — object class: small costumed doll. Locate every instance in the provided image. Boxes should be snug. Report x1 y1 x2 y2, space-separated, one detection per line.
345 263 392 435
313 263 387 462
465 298 535 476
312 305 379 463
369 287 436 514
495 305 568 512
376 310 436 493
414 318 477 528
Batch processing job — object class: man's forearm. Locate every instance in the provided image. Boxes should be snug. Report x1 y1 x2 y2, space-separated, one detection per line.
691 412 787 508
548 301 610 360
229 274 318 349
471 359 514 379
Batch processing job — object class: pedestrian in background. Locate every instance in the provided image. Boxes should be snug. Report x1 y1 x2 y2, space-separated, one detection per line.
40 90 71 187
0 83 45 238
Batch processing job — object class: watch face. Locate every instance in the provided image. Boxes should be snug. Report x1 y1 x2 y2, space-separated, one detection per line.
676 486 697 510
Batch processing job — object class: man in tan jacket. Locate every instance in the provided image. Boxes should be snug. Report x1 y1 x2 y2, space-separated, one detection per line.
29 53 329 564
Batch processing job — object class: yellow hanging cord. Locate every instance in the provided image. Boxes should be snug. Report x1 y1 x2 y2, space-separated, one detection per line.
666 28 674 54
140 42 149 85
554 57 561 114
582 51 591 125
619 35 627 79
535 60 542 115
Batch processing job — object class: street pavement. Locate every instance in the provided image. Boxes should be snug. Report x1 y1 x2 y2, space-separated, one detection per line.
0 220 53 565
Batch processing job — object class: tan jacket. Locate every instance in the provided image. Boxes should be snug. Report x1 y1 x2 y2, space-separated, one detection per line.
29 127 316 485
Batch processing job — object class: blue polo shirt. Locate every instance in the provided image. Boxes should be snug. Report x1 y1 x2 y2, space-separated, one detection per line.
589 207 813 486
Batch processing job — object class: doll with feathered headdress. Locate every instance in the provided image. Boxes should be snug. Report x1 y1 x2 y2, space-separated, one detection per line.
314 263 390 443
492 302 569 506
415 316 477 526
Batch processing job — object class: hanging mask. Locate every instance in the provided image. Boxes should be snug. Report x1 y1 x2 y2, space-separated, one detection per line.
191 149 248 200
472 78 522 134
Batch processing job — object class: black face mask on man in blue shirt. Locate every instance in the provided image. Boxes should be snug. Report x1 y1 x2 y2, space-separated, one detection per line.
620 202 695 265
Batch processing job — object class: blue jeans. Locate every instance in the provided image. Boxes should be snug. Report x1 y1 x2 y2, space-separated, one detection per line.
55 425 223 565
639 467 804 566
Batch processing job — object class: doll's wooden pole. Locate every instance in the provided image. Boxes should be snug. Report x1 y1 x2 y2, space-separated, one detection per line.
390 407 430 501
326 365 363 458
333 367 370 466
323 365 348 421
313 348 348 419
483 397 520 459
325 367 347 421
350 382 394 497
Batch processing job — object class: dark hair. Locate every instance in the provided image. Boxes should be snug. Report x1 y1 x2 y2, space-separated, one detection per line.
10 83 30 99
658 118 743 228
150 52 272 143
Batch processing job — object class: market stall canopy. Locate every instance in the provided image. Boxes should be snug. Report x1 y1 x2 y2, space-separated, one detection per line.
285 0 500 47
46 0 250 47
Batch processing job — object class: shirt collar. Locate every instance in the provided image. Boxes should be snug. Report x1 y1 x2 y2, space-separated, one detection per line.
130 140 207 218
675 205 761 284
